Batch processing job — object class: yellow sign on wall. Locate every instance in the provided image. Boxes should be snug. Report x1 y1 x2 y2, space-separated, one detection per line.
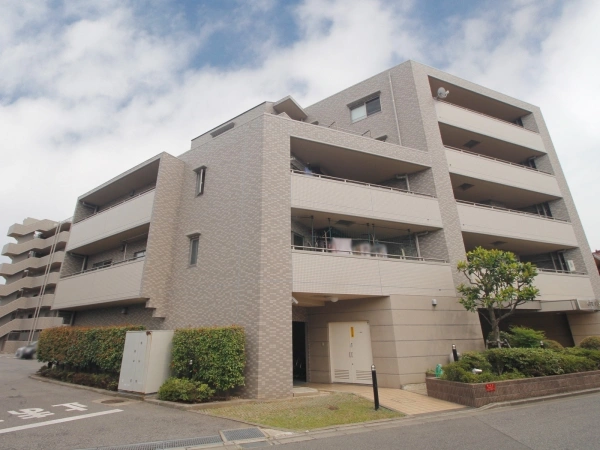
350 326 354 338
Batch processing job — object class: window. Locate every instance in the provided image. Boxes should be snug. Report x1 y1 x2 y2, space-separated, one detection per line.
189 236 200 265
350 96 381 122
133 250 146 259
195 166 207 196
92 260 112 269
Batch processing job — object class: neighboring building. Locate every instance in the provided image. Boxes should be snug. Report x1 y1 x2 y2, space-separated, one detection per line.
0 218 72 353
593 250 600 274
50 61 600 399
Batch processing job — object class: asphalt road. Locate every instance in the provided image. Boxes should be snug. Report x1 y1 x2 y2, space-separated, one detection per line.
279 391 600 449
0 355 244 450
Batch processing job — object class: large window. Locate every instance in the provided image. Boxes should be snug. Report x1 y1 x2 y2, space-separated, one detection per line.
350 96 381 122
189 235 200 265
195 166 207 196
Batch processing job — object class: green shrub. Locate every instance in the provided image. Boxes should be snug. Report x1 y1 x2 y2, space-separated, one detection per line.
542 340 564 351
486 330 512 347
171 326 245 393
456 351 493 372
562 347 600 368
37 325 145 374
507 326 546 348
486 348 595 377
579 336 600 350
37 367 119 391
158 378 215 403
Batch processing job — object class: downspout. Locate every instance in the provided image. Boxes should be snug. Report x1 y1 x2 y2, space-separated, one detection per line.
388 72 402 146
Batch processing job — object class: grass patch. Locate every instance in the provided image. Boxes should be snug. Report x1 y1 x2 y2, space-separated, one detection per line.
199 393 403 431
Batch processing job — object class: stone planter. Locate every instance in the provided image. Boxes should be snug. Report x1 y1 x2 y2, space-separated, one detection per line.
426 370 600 407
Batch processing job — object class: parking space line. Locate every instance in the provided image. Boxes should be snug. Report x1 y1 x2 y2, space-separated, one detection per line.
0 409 123 434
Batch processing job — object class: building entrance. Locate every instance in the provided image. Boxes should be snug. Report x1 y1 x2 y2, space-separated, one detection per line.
292 321 307 381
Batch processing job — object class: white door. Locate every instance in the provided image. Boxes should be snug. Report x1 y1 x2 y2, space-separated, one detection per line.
329 322 373 384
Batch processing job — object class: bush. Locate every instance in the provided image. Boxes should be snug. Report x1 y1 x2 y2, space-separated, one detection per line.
158 378 215 403
171 326 245 393
37 325 145 374
579 336 600 350
38 367 119 391
563 347 600 368
542 340 564 351
507 326 546 348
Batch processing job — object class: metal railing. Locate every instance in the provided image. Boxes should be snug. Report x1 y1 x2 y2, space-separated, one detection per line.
444 146 552 175
456 200 570 223
74 187 155 224
290 170 435 198
291 245 448 263
536 267 587 276
62 255 145 279
434 99 540 135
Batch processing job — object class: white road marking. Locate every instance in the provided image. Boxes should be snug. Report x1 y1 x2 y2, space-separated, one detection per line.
0 409 123 434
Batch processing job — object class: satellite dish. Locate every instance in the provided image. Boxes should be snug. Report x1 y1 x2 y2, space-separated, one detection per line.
437 87 449 99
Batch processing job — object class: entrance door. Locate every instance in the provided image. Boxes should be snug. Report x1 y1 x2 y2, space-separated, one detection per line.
329 322 373 384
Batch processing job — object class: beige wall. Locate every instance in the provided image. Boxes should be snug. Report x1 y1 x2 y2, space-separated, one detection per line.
291 173 443 228
292 250 455 297
535 272 595 302
52 258 145 309
457 203 578 247
446 148 561 196
435 101 545 152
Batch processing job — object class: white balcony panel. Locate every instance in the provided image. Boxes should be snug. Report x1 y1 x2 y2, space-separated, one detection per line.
0 317 64 339
68 190 155 251
457 203 577 247
53 259 145 309
291 173 442 228
446 149 560 196
435 101 545 152
535 272 595 303
292 250 455 297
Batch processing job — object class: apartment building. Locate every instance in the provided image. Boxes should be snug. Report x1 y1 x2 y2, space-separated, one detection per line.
50 60 600 399
0 218 72 353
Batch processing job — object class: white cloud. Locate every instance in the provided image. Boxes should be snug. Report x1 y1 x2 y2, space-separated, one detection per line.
1 0 599 277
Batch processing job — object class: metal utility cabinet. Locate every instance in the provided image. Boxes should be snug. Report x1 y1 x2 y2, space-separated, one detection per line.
118 330 174 394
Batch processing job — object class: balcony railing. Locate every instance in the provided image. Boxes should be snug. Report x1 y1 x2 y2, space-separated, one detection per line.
62 255 145 279
291 245 447 263
536 267 587 276
75 186 156 224
290 169 434 198
435 99 538 134
445 146 551 175
455 200 569 223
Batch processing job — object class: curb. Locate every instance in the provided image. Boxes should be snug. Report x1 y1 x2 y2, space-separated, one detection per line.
477 387 600 410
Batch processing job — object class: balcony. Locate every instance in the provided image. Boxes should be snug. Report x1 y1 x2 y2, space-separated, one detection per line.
291 171 442 229
0 295 54 319
0 251 66 277
435 101 545 153
2 231 70 257
292 248 454 298
532 271 595 312
0 272 60 297
446 147 561 201
0 317 64 339
457 201 577 253
53 257 146 310
7 219 59 238
67 189 155 253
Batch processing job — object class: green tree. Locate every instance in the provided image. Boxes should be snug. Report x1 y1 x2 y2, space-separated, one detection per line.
457 247 540 348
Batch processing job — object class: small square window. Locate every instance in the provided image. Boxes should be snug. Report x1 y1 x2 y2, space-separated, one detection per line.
350 96 381 123
195 166 207 196
189 236 200 265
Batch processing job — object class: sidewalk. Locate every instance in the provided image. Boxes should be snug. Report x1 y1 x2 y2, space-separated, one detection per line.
300 382 465 415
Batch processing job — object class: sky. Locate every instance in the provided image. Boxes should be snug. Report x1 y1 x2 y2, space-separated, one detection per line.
1 0 599 268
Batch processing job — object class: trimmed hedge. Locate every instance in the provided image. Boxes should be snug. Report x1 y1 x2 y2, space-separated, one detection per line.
171 326 245 392
158 378 215 403
579 336 600 350
441 347 598 383
507 326 546 348
37 325 145 374
38 366 119 391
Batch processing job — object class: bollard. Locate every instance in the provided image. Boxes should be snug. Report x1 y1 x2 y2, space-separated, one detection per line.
452 344 459 362
540 341 545 349
189 359 193 378
371 364 380 411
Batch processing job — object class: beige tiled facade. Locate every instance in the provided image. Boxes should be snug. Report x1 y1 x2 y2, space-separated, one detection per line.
43 61 600 398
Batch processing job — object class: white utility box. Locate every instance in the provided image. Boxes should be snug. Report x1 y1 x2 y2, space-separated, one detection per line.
118 330 174 394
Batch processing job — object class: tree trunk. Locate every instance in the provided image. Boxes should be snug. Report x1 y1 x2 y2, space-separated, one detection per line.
489 307 501 348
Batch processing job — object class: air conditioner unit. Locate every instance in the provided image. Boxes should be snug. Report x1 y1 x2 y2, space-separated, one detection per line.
566 260 576 272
